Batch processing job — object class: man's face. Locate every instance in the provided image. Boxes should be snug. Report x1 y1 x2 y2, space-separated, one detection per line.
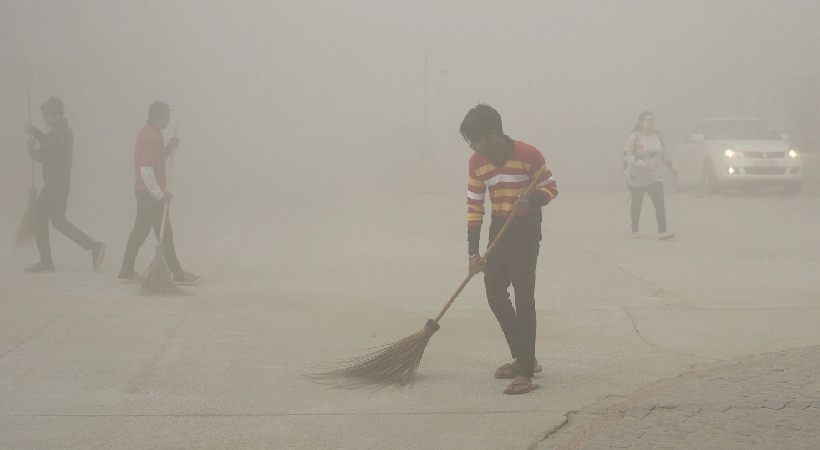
469 135 492 159
43 113 60 127
468 129 500 160
157 112 171 130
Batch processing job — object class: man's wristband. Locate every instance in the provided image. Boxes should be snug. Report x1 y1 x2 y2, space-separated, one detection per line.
468 253 480 259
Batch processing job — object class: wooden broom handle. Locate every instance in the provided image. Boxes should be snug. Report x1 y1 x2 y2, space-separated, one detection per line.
172 109 181 140
25 59 34 189
158 111 180 244
158 202 171 246
434 165 548 323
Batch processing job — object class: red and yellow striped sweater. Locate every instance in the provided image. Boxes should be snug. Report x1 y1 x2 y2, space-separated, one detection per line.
467 140 558 253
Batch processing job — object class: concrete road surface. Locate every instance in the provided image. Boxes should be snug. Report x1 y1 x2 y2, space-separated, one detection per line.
1 188 818 449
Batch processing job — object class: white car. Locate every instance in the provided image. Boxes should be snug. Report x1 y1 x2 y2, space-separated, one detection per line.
672 118 803 194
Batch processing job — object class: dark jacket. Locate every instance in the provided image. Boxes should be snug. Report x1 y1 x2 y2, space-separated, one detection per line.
29 119 73 188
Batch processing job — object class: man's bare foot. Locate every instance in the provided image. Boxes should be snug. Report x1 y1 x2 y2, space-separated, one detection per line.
503 376 540 395
494 358 542 379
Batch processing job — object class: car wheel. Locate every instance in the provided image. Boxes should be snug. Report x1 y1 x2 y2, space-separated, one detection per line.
703 160 720 195
784 182 802 196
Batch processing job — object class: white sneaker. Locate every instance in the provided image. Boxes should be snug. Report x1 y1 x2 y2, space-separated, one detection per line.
631 232 641 238
658 231 675 240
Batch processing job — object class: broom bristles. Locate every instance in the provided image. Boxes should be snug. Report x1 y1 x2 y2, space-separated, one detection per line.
12 188 38 252
312 319 440 388
138 244 184 296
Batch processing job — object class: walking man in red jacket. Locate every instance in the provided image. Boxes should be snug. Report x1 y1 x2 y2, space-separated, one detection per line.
117 101 201 285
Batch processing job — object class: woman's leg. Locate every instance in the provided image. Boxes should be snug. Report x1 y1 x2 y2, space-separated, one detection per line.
629 185 645 233
646 181 667 233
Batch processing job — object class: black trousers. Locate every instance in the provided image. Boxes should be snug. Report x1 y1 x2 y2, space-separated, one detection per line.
33 185 95 264
629 181 667 233
484 239 540 378
121 190 182 274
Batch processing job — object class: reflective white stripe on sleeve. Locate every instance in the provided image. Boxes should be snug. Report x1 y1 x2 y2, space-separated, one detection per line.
538 176 555 187
141 166 164 201
467 190 485 201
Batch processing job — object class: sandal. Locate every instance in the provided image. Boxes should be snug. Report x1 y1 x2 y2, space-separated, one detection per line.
494 361 543 379
503 381 540 395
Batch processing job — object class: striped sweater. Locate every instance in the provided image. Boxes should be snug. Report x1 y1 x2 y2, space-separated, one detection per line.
467 139 558 254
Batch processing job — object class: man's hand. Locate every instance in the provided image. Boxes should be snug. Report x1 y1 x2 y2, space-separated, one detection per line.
160 192 173 203
513 194 529 211
27 138 36 151
468 255 484 275
167 137 179 151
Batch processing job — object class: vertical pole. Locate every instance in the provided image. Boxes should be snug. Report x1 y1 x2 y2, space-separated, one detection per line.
25 59 34 189
424 49 431 161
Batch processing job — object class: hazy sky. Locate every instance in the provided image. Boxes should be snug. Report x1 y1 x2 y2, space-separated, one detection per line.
2 0 818 207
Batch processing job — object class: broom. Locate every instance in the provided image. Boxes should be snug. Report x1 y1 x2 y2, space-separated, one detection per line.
138 111 184 296
13 59 37 252
316 166 549 387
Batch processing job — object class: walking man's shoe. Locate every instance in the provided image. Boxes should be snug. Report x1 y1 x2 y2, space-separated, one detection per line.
117 270 144 283
25 261 56 273
91 242 107 270
631 232 641 238
173 271 202 285
658 231 676 240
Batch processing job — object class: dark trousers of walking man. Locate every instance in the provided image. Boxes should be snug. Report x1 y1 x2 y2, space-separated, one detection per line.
34 185 96 264
484 232 540 379
121 191 181 275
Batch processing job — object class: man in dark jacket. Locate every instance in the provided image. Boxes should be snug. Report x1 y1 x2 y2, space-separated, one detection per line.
23 97 105 273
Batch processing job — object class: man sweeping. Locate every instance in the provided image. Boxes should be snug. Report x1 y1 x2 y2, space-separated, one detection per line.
23 97 106 273
460 104 558 395
118 101 201 285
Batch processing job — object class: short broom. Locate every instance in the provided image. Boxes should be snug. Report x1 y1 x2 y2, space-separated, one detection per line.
316 166 549 387
138 111 184 296
13 59 37 252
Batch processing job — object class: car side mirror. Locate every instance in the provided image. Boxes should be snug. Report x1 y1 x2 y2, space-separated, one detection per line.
781 133 791 141
690 134 704 142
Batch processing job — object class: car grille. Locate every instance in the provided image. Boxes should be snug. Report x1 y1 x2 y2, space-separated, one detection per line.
744 167 788 175
743 151 785 159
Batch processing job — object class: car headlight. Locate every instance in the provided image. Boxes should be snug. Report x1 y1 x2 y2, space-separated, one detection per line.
724 147 738 158
789 149 798 159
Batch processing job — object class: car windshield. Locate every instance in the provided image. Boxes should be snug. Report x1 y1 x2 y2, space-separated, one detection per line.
710 120 781 140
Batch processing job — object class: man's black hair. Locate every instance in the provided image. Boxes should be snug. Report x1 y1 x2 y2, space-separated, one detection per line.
41 96 64 117
460 103 503 143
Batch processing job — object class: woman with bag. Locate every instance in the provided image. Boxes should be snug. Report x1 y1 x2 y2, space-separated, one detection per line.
623 111 676 240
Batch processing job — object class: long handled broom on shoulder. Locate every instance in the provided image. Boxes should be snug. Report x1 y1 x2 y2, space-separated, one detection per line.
139 111 184 296
13 59 37 252
315 166 549 387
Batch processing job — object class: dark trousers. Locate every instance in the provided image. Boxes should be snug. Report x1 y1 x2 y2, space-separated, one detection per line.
33 185 95 264
629 181 667 233
484 239 540 378
121 190 182 274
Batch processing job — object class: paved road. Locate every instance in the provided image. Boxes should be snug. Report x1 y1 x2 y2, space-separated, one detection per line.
1 188 818 449
539 346 820 450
